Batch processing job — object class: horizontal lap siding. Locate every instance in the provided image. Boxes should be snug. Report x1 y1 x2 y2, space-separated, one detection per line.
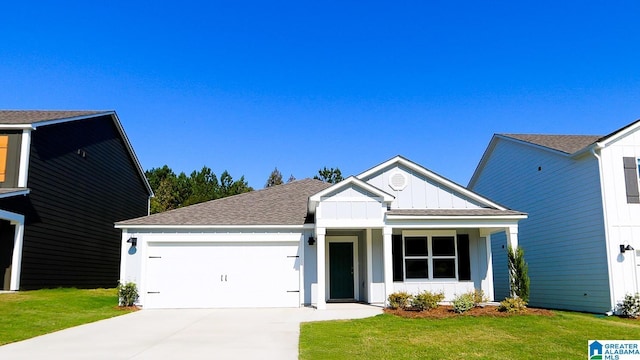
17 116 148 289
472 140 609 313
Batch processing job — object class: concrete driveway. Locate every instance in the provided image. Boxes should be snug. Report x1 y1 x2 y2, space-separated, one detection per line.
0 304 382 360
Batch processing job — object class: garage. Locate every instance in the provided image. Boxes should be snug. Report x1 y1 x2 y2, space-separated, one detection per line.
116 179 332 309
143 241 301 309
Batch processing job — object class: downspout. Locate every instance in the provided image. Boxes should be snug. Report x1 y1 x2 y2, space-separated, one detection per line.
590 143 617 314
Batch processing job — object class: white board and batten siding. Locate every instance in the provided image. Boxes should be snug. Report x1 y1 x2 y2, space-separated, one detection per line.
471 139 611 313
316 185 387 228
599 127 640 306
363 164 484 209
121 229 304 309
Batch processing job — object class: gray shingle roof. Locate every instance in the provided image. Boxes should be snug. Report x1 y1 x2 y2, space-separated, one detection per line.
386 209 526 217
500 134 602 154
0 110 107 125
117 179 332 226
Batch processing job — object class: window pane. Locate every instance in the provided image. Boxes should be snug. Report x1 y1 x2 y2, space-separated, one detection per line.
392 235 404 281
457 235 471 281
432 236 455 256
433 259 456 278
405 259 428 279
405 237 428 256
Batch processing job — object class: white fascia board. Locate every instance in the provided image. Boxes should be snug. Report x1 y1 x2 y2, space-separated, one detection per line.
29 111 114 128
468 136 498 189
0 124 35 130
308 176 394 213
385 214 527 221
114 223 313 230
593 119 640 148
360 155 507 210
385 217 525 229
108 112 154 197
32 111 154 197
0 209 25 224
0 189 30 199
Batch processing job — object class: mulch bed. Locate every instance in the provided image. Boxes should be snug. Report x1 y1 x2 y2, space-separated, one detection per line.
385 305 554 319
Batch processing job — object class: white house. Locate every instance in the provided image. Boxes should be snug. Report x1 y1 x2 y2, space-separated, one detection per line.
116 156 526 309
469 119 640 314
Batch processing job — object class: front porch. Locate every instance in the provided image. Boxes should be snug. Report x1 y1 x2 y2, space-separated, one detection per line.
310 224 521 310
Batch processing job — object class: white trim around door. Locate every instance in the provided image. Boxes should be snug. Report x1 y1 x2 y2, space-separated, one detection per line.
325 235 359 301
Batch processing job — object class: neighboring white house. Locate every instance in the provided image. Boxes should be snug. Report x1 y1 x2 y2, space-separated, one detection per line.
469 119 640 314
116 156 526 309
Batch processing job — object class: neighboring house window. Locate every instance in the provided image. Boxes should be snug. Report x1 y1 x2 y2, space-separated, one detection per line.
0 135 8 182
623 157 640 204
399 231 459 280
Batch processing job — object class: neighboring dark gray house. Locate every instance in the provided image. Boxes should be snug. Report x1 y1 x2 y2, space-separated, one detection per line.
0 110 152 290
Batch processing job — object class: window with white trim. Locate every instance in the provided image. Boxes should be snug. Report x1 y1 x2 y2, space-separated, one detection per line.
401 231 458 280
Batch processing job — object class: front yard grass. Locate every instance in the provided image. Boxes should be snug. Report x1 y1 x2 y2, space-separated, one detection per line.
0 288 134 345
300 311 640 359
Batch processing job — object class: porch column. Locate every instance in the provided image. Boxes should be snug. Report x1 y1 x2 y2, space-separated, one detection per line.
316 227 326 310
366 228 373 303
383 226 393 305
480 230 495 301
505 226 519 250
10 222 25 291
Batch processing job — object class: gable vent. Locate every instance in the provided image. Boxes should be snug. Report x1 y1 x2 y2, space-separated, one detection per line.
389 172 407 191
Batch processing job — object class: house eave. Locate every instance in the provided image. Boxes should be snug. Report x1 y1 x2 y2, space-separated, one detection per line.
385 214 528 221
0 124 36 130
0 188 30 199
115 223 313 230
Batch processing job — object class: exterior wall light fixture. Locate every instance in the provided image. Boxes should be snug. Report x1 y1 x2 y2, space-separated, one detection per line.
620 244 634 253
127 237 138 247
308 236 315 245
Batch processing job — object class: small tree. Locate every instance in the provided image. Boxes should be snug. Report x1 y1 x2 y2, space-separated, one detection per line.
314 167 343 184
265 167 284 187
507 244 530 302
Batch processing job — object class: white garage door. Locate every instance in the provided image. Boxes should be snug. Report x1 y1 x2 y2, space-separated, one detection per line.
144 242 300 309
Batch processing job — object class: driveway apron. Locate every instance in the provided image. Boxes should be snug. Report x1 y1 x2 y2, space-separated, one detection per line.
0 304 382 359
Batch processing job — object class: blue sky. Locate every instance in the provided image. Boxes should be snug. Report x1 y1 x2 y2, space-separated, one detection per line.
1 1 639 188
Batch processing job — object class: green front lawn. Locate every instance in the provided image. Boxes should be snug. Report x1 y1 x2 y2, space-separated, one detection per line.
0 288 134 345
300 311 640 359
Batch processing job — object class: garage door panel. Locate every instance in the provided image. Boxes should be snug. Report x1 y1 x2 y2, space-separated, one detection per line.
144 242 300 309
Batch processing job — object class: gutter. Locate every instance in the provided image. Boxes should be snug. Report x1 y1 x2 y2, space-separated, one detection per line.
590 142 617 313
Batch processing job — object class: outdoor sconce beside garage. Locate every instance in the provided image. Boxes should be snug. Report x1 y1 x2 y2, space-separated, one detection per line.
127 237 137 247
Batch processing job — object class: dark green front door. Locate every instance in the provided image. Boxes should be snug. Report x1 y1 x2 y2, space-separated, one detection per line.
329 242 354 300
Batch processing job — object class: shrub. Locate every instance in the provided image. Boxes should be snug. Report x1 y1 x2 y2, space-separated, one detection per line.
498 296 527 313
411 290 444 311
387 291 413 310
471 289 488 306
620 293 640 318
452 293 475 313
117 282 139 307
507 245 530 302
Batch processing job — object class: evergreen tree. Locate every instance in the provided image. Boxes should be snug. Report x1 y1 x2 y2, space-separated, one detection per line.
507 244 530 302
314 167 343 184
265 167 284 187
